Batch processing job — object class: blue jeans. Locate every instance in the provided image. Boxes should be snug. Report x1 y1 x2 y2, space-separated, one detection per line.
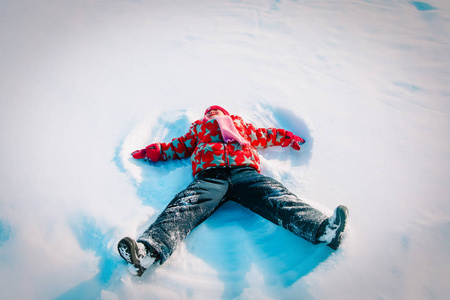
138 167 327 264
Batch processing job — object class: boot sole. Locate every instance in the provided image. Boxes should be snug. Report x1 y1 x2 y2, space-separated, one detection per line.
118 237 146 277
328 205 349 250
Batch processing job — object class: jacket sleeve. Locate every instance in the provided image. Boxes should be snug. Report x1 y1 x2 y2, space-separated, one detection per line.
244 121 291 149
159 125 198 161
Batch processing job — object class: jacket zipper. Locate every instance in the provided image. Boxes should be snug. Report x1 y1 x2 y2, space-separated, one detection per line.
224 142 229 166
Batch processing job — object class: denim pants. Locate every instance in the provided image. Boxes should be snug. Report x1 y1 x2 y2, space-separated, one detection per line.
138 167 327 264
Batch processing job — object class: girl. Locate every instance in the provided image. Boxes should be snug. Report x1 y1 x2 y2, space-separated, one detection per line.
118 105 348 276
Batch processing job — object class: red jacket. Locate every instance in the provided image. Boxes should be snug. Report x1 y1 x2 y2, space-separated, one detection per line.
159 115 295 176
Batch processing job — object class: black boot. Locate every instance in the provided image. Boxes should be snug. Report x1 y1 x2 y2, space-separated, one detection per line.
118 237 156 276
317 205 349 250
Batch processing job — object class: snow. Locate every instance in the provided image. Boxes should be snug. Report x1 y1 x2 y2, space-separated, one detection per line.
1 0 449 299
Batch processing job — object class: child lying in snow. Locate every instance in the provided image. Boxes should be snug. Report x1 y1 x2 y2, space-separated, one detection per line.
118 105 349 276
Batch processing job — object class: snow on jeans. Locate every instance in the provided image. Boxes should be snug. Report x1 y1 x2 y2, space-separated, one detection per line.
138 167 327 264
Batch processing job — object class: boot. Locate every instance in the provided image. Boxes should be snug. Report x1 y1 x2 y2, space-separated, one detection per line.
118 237 156 276
317 205 349 250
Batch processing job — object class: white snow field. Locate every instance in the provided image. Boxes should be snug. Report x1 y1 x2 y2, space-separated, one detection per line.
1 0 449 299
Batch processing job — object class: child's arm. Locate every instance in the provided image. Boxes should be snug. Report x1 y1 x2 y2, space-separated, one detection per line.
131 125 198 162
242 118 305 150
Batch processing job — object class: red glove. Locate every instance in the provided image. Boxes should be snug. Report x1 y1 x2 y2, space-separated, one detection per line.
282 131 305 151
131 143 161 162
131 149 147 159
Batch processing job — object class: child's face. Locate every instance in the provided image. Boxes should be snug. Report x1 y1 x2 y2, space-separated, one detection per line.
206 109 224 119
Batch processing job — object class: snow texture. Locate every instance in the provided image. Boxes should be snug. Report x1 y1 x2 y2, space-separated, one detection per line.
1 0 449 299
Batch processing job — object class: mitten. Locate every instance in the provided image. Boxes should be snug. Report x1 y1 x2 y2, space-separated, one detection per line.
131 149 147 159
145 144 161 162
131 143 161 162
282 131 305 151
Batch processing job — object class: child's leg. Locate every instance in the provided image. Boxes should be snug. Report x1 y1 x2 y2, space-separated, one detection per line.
230 168 327 244
138 169 230 263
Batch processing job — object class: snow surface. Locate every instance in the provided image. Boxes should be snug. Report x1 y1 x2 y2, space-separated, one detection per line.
1 0 450 299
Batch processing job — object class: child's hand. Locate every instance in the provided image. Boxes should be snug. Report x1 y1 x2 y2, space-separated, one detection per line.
131 149 147 159
131 144 161 161
282 131 305 151
145 144 161 162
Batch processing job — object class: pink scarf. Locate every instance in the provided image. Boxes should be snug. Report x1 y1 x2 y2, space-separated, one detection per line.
213 115 250 146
